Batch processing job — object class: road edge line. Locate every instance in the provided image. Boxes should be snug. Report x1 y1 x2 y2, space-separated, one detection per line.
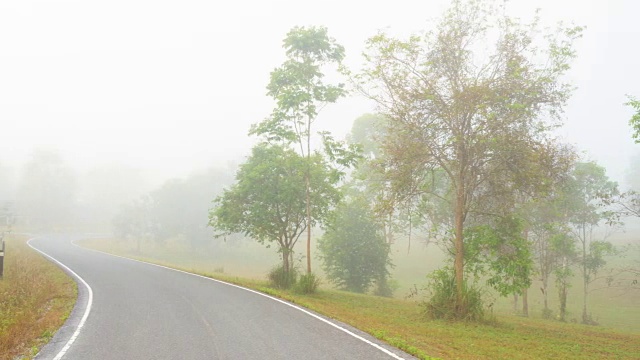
72 241 406 360
28 238 94 360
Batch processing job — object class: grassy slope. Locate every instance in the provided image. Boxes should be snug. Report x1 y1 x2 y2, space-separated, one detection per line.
82 238 640 360
0 235 77 360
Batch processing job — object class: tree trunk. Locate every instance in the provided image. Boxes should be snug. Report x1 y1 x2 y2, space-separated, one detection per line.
582 225 588 324
305 174 311 274
283 248 290 273
305 118 312 275
454 185 465 313
513 293 519 313
542 275 549 311
559 256 568 321
559 283 567 321
282 247 291 287
384 212 393 244
522 228 529 316
522 287 529 317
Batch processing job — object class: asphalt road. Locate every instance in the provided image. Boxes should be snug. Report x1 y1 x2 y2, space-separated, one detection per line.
29 235 416 360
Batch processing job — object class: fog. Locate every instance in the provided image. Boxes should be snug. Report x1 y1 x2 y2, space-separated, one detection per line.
1 0 639 334
1 0 638 183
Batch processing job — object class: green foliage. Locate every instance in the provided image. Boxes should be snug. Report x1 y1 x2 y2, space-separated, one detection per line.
550 232 577 321
566 162 619 227
422 268 485 321
293 272 321 294
249 25 345 152
318 198 392 293
268 264 298 290
465 216 533 297
210 144 339 242
319 131 362 174
626 95 640 144
209 144 340 275
585 241 616 279
249 26 357 274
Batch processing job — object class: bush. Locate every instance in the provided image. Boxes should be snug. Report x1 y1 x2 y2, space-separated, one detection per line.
318 198 392 293
542 308 554 319
294 272 321 294
422 268 484 321
267 264 297 289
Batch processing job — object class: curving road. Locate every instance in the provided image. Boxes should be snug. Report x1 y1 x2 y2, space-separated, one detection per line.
29 235 416 360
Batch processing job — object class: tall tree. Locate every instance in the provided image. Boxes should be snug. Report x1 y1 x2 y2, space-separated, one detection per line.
250 26 348 274
566 161 619 324
356 0 582 315
528 178 576 317
493 140 576 316
209 144 340 282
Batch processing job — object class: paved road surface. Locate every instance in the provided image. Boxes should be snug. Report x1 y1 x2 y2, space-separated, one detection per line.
29 235 416 360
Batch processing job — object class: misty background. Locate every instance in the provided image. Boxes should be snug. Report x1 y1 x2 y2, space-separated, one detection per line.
1 0 639 187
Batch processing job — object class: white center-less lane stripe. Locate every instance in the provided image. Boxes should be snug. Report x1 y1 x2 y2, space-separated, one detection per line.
28 238 94 360
72 241 407 360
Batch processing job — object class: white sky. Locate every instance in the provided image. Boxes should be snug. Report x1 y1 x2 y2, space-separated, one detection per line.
1 0 639 184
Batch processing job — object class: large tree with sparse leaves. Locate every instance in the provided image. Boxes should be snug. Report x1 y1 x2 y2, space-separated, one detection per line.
355 0 582 316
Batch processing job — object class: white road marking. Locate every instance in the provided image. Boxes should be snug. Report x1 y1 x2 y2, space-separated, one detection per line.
28 238 94 360
71 241 407 360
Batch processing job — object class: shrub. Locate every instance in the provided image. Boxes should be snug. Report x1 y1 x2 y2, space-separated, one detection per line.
267 264 297 289
318 198 392 293
422 268 484 321
542 308 554 319
294 272 321 294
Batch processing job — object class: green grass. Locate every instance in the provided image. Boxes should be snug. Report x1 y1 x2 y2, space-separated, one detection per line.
81 237 640 360
0 235 77 360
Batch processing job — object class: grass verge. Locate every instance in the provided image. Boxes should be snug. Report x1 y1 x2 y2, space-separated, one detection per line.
0 235 77 360
81 238 640 360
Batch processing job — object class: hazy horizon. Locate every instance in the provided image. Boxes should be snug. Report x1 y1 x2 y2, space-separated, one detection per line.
1 0 639 191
